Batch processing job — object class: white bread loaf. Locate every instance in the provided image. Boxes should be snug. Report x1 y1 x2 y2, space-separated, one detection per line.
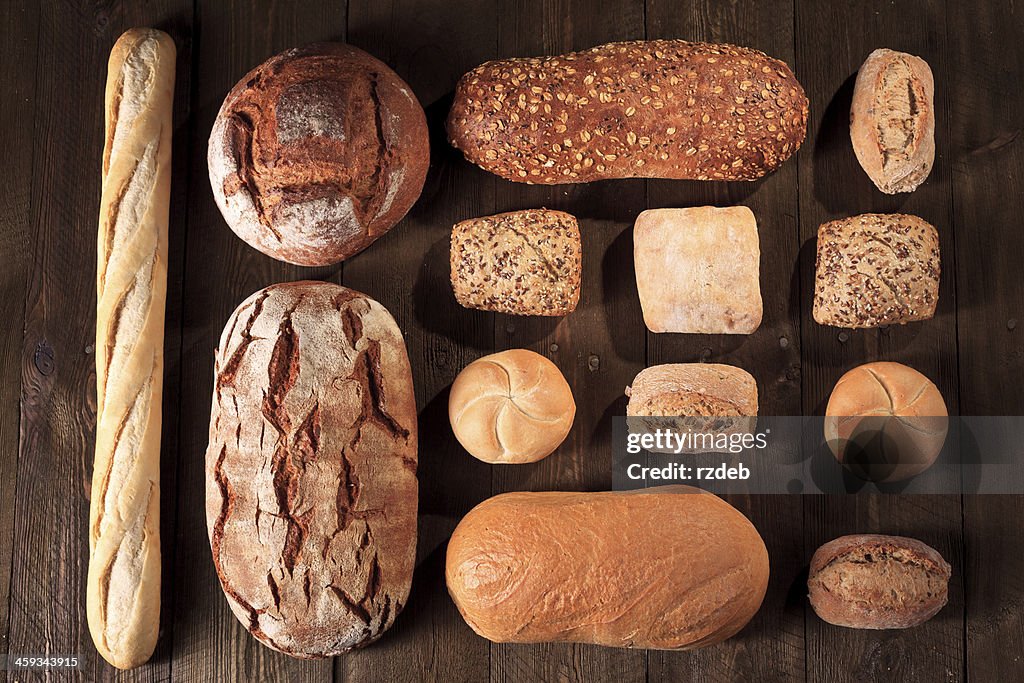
88 28 175 670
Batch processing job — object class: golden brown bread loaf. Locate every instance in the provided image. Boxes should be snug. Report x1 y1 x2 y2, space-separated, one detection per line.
851 49 935 194
813 213 940 328
206 282 417 657
88 28 175 670
450 209 581 316
209 43 429 266
825 361 948 483
448 40 808 183
448 349 575 463
634 207 762 334
808 534 951 629
446 487 769 649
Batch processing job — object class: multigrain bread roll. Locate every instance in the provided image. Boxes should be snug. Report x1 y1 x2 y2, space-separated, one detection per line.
808 535 951 629
813 213 940 328
626 364 757 453
446 487 769 649
448 349 575 463
448 40 808 183
825 362 948 482
87 28 175 670
851 49 935 194
634 207 762 334
450 209 581 316
206 282 417 657
209 43 429 266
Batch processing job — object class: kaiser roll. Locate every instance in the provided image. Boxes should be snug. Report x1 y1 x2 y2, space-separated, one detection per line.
449 349 575 464
825 362 948 482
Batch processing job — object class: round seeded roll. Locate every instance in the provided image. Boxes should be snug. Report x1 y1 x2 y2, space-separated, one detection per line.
449 349 575 464
825 362 948 482
209 43 429 266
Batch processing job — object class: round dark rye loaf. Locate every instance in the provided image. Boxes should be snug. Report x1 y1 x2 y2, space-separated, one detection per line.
206 281 418 657
447 40 808 183
808 534 951 629
209 43 429 266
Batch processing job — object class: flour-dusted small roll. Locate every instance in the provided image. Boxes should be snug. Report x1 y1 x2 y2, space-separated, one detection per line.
446 487 769 649
88 28 175 670
850 49 935 194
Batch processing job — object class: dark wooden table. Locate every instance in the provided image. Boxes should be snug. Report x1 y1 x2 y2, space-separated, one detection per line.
2 0 1022 681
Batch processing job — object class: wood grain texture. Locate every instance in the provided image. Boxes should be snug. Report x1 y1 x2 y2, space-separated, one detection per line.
169 1 341 681
796 1 964 681
488 0 648 681
644 2 805 681
341 0 497 680
0 0 40 656
949 1 1024 680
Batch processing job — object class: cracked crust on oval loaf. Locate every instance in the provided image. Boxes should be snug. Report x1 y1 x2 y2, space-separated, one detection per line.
205 281 417 657
208 43 428 266
813 213 939 329
850 48 935 194
808 534 951 629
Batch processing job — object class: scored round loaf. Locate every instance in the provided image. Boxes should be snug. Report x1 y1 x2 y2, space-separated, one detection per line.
446 487 770 649
851 48 935 194
825 362 948 482
448 349 575 464
208 43 429 266
448 40 808 183
808 534 951 629
206 281 418 657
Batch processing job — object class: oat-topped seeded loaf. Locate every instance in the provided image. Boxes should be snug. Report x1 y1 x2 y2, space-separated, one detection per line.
448 40 808 184
450 209 581 316
209 43 429 266
851 49 935 194
813 213 940 328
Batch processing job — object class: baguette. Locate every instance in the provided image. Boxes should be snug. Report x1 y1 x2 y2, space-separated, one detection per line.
87 28 175 670
448 40 808 183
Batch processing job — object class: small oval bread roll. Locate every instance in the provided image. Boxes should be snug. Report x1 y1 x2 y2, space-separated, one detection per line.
850 48 935 194
446 487 769 649
825 362 947 482
449 349 575 463
809 534 950 629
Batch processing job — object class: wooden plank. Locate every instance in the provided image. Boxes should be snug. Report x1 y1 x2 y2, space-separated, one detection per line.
948 1 1024 680
6 2 191 680
0 0 40 656
340 0 497 681
488 1 649 682
795 1 964 681
169 2 342 681
642 2 805 681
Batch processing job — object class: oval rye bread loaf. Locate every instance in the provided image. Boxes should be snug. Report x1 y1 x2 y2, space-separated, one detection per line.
446 486 769 649
447 40 808 183
209 43 429 266
206 281 418 657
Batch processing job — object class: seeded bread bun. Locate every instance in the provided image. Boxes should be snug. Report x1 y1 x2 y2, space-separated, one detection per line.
448 40 808 183
449 349 575 464
809 534 951 629
813 213 940 329
450 209 581 316
851 48 935 194
209 43 429 266
825 362 948 482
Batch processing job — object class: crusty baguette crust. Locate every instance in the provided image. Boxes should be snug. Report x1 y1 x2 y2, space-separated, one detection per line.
446 487 769 649
88 28 175 670
850 48 935 194
448 40 808 184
